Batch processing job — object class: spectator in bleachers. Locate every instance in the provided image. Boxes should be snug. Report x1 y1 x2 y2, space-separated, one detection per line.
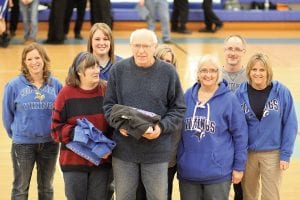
138 0 172 43
89 0 112 29
9 0 19 37
44 0 67 44
87 22 122 81
19 0 39 44
64 0 87 40
171 0 192 34
199 0 223 33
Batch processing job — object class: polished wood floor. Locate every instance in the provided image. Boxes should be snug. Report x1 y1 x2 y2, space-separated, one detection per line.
0 22 300 199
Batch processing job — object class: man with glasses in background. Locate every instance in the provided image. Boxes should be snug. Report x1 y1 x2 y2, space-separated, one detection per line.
223 35 247 200
223 35 247 92
103 28 186 200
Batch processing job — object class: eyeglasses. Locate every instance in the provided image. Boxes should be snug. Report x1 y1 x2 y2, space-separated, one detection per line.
131 43 153 50
225 47 245 53
199 68 218 74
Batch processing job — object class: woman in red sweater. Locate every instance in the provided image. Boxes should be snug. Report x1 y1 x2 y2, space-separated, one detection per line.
51 51 113 200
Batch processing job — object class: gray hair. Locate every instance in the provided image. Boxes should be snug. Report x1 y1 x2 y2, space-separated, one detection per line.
197 54 223 83
129 28 158 44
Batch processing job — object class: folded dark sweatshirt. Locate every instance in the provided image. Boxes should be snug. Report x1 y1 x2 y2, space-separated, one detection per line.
109 104 161 140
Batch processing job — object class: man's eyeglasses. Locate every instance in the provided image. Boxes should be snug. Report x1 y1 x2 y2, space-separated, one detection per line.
225 47 245 53
131 43 153 50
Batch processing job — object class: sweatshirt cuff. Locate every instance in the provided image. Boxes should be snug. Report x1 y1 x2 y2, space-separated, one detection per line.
280 153 291 162
158 122 164 134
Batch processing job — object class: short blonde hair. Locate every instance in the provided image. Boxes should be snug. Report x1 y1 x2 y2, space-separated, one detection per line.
154 45 177 67
197 54 223 83
246 53 273 86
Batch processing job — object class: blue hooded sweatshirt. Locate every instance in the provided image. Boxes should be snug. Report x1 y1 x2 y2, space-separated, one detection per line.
2 75 62 144
235 81 298 162
100 55 122 81
177 80 248 184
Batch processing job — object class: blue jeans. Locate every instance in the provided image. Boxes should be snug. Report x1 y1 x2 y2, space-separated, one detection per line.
11 142 59 200
19 0 39 40
112 157 168 200
179 180 231 200
145 0 171 42
63 167 113 200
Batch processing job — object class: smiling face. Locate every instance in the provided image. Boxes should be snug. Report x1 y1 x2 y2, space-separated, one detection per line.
246 53 273 89
92 29 111 57
249 61 268 89
24 49 44 77
197 61 219 88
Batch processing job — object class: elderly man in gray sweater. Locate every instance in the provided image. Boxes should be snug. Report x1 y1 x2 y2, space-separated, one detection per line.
103 28 186 200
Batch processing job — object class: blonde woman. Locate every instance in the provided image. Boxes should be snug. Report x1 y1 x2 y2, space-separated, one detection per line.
235 53 298 200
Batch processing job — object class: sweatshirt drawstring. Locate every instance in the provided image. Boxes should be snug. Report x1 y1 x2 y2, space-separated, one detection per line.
191 102 211 136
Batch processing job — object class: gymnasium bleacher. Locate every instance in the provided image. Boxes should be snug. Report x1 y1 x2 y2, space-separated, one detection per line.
29 0 300 22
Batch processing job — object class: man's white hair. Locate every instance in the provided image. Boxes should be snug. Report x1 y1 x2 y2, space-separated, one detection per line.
129 28 158 44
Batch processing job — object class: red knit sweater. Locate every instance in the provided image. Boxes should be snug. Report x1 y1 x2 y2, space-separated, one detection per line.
51 84 112 172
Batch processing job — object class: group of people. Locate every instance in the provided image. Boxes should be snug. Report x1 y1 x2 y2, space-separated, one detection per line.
2 22 298 200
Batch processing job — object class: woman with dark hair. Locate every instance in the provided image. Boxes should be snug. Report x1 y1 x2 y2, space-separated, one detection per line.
51 51 114 200
2 43 62 199
87 22 121 81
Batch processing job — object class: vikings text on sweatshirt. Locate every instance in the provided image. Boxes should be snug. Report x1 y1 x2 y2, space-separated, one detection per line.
177 81 248 184
235 81 298 162
2 75 62 144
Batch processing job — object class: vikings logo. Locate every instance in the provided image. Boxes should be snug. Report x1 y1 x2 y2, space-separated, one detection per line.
35 91 45 101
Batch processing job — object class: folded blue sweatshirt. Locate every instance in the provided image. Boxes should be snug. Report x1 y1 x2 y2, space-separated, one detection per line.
66 118 116 165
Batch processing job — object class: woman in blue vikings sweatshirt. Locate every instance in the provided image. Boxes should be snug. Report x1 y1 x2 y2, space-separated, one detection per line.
177 54 248 200
2 43 62 199
235 53 298 200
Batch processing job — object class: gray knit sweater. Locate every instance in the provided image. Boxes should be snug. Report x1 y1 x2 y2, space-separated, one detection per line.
103 57 186 163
